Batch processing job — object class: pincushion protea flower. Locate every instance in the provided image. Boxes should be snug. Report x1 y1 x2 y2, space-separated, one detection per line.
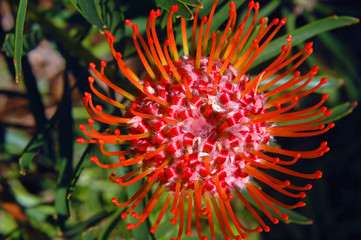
77 0 334 239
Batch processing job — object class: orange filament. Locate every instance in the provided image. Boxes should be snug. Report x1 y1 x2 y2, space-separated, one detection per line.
132 23 155 66
223 24 244 61
196 16 208 69
214 175 229 200
260 191 307 209
190 7 199 56
167 6 179 61
233 45 260 83
186 191 193 236
171 189 186 225
99 143 131 156
223 199 248 238
183 76 193 100
130 103 154 119
246 183 280 224
207 33 218 75
249 184 289 221
88 77 127 110
234 188 269 232
89 64 135 100
209 196 231 239
181 18 189 56
230 1 255 63
260 45 313 91
123 183 160 219
220 32 242 74
115 168 139 182
230 3 259 66
214 9 235 60
114 55 145 92
147 38 170 80
204 194 216 240
87 98 130 124
202 0 219 54
194 180 208 217
112 181 154 208
150 194 172 233
268 77 327 107
194 196 204 239
216 196 238 239
145 145 167 159
116 169 152 186
250 99 299 124
83 96 128 126
130 25 156 80
245 166 289 189
164 40 181 82
174 193 186 240
90 154 144 169
238 152 275 169
171 179 183 213
148 156 172 182
270 106 329 123
259 142 328 159
128 185 165 228
271 94 328 121
269 123 334 137
150 11 167 65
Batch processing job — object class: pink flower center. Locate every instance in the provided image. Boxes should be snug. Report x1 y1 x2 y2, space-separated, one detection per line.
127 55 271 195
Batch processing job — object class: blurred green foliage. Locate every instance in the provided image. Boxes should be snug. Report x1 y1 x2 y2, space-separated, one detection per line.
0 0 360 239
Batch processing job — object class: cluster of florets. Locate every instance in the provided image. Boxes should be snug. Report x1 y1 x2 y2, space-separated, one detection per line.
126 55 271 195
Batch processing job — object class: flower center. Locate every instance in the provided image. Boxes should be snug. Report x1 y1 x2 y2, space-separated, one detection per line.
127 55 270 195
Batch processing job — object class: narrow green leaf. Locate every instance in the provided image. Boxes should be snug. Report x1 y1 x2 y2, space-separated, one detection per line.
66 144 93 217
177 0 202 7
252 16 360 68
13 0 28 83
63 211 114 238
241 190 313 225
98 208 126 240
78 0 106 30
8 179 42 207
258 0 281 19
258 74 342 94
320 101 357 125
19 133 45 174
55 69 74 231
155 0 193 20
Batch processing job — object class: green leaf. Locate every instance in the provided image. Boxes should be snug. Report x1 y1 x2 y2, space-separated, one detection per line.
71 0 107 30
258 74 342 94
177 0 202 7
241 189 313 225
98 208 126 240
63 211 114 238
55 70 74 231
13 0 28 83
252 16 360 68
320 101 357 124
258 0 281 19
0 209 18 235
66 145 94 218
19 133 45 174
155 0 193 20
8 179 42 207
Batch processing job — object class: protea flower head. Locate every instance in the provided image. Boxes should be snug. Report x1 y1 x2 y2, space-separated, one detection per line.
77 0 334 239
